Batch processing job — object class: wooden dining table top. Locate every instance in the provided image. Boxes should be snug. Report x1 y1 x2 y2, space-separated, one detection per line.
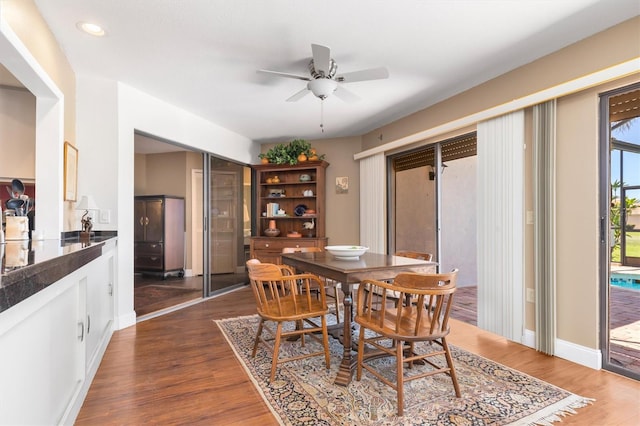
281 250 436 284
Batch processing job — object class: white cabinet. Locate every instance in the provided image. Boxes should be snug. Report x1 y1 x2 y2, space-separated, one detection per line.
85 240 116 374
0 240 116 425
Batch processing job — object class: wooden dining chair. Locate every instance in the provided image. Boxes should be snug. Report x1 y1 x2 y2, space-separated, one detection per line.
394 251 433 261
246 259 331 382
354 269 460 416
282 247 342 323
366 251 436 310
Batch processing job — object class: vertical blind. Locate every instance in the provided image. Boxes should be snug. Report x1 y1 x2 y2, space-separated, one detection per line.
533 100 557 355
477 110 525 341
359 153 386 252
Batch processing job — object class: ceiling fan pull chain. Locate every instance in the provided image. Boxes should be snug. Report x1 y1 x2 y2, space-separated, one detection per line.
320 99 325 133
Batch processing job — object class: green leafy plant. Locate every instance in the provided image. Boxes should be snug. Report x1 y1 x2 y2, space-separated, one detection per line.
259 139 324 165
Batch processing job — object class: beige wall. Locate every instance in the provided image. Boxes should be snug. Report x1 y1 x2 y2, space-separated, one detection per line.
4 0 76 144
0 87 35 180
358 18 640 349
3 0 77 231
362 16 640 151
134 151 191 268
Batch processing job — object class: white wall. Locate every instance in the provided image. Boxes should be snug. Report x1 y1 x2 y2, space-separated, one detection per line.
74 79 258 329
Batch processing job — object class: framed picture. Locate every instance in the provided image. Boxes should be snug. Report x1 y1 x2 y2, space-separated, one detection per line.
64 141 78 201
336 176 348 194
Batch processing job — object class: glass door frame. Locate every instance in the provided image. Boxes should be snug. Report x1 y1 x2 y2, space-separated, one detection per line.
202 153 252 297
598 82 640 380
386 144 442 265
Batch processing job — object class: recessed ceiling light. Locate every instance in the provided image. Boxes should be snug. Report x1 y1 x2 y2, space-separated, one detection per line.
76 21 106 37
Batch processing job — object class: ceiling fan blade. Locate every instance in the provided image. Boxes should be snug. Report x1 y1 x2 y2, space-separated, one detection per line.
286 88 310 102
334 85 360 103
335 67 389 83
257 69 311 81
311 44 331 76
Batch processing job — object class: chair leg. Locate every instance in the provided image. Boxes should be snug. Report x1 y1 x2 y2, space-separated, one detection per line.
252 318 265 357
356 326 366 380
442 338 461 397
396 339 405 416
321 315 331 371
298 320 305 346
270 322 284 382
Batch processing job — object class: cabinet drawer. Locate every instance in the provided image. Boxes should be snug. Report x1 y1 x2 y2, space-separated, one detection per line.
135 242 163 255
135 255 163 270
252 239 318 251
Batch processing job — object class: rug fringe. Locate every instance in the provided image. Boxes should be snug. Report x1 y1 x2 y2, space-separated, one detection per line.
514 396 595 426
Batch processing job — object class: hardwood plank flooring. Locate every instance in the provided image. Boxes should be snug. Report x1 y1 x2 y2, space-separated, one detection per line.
78 286 640 426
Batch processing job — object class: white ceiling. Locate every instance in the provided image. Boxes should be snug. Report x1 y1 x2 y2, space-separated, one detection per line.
30 0 640 146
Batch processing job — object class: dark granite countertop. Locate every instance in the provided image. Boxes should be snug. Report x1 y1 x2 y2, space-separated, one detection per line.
0 232 117 314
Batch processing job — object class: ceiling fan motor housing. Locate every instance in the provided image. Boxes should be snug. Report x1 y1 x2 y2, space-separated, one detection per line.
309 59 337 79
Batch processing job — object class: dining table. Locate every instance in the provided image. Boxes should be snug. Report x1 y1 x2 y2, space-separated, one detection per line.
281 250 436 386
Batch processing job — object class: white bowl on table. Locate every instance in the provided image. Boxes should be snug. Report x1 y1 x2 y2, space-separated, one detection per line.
325 245 369 260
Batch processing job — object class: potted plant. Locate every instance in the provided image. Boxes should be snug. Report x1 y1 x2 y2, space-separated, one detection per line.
258 139 324 165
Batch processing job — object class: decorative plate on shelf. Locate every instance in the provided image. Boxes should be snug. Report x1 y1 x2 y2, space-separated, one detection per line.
294 204 307 216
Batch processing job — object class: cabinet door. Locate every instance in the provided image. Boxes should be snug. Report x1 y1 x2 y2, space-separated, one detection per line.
145 198 164 242
134 199 146 241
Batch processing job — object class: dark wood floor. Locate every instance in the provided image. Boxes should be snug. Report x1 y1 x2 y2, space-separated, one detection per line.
78 286 640 425
134 272 248 317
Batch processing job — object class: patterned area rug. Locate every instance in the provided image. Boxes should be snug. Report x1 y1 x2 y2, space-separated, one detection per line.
215 315 593 425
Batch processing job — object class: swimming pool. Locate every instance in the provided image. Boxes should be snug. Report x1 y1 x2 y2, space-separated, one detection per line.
611 273 640 290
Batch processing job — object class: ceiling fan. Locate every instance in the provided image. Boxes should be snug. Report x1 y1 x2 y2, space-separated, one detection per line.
258 44 389 102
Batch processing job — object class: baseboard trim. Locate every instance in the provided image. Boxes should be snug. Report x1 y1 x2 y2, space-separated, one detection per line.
522 328 602 370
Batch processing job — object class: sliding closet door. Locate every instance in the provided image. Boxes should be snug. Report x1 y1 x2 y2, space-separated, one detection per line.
205 156 251 295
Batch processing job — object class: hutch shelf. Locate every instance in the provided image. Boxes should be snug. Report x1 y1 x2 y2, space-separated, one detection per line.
250 161 329 263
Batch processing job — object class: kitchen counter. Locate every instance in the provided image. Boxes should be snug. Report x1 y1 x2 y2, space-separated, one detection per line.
0 233 117 314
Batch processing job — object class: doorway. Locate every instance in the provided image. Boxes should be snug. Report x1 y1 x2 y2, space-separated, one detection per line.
600 84 640 380
133 135 251 318
389 134 478 324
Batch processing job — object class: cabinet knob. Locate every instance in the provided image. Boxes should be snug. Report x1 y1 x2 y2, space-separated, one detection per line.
296 244 300 248
265 244 269 248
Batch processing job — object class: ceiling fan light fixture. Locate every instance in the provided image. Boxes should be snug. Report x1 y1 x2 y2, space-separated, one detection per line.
308 78 338 100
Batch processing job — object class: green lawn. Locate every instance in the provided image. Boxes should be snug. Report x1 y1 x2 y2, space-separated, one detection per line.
612 230 640 263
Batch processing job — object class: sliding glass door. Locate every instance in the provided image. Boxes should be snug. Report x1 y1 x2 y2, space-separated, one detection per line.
390 145 437 257
600 84 640 380
389 134 477 285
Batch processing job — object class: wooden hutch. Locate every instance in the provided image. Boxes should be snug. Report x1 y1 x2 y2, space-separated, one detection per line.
250 161 329 263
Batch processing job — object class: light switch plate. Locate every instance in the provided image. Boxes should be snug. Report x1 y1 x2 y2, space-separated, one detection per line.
99 209 111 224
526 288 535 303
